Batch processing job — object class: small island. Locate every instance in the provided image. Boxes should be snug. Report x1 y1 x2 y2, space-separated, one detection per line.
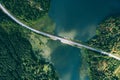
86 16 120 79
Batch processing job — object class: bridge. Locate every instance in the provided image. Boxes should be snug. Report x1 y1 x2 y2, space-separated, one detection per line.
0 3 120 61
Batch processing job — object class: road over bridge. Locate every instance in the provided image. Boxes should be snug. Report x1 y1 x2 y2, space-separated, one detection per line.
0 3 120 61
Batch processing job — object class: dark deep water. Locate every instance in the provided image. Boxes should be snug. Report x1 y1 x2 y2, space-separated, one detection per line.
48 0 120 80
49 0 120 41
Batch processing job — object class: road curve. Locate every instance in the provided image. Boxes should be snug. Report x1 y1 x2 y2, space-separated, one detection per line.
0 3 120 61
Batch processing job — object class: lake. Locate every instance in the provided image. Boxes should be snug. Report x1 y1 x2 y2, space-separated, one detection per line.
48 0 120 80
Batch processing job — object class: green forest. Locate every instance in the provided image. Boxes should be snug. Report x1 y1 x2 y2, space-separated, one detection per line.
1 0 51 21
86 16 120 80
0 0 59 80
0 0 120 80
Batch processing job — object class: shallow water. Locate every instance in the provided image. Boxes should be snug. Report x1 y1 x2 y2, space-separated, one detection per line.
49 0 120 80
49 0 120 41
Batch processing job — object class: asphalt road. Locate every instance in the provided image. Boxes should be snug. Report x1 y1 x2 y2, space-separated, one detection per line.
0 3 120 61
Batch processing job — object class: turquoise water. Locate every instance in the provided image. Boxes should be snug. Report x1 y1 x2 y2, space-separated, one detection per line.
49 0 120 80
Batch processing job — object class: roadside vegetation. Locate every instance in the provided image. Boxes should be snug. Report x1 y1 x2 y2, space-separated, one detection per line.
1 0 51 21
1 0 55 34
86 16 120 80
0 25 58 80
0 0 59 79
